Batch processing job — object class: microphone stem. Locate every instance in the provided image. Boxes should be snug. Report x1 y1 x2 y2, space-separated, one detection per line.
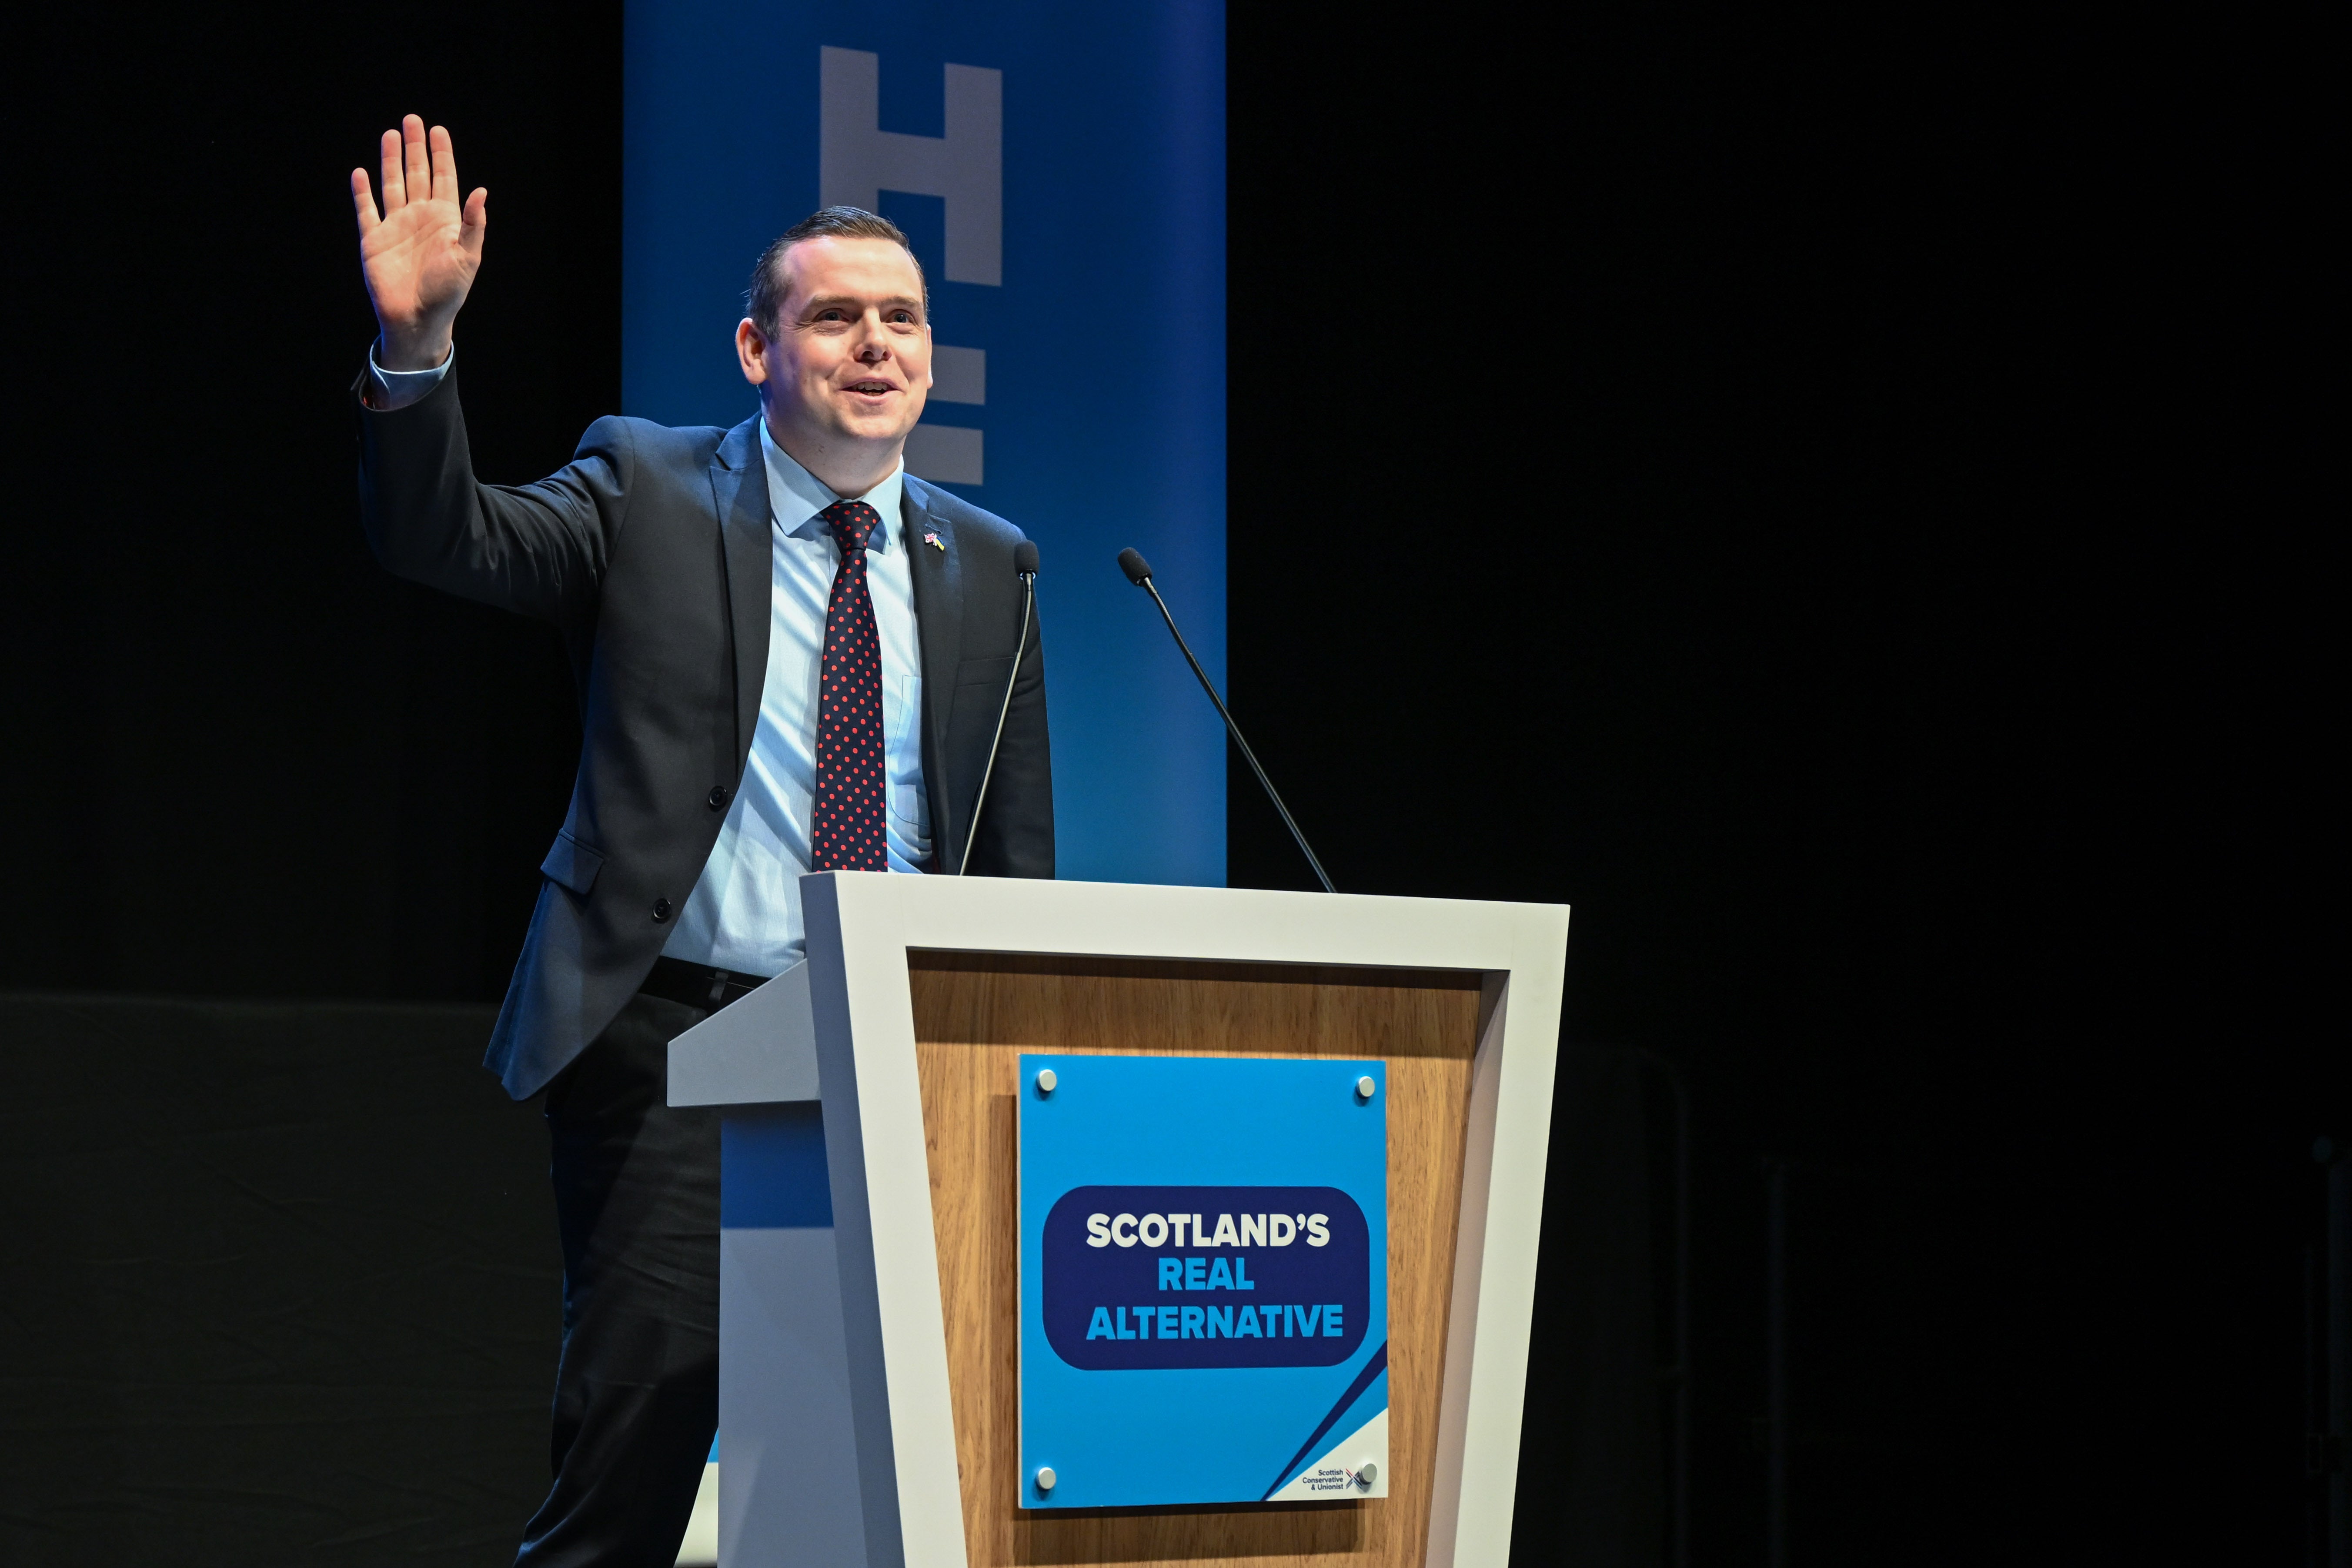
1140 576 1336 894
959 576 1034 876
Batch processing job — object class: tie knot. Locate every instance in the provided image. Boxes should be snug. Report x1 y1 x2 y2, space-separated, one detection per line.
822 499 883 555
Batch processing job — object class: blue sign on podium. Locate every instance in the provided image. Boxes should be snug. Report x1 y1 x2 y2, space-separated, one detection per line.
1019 1055 1390 1508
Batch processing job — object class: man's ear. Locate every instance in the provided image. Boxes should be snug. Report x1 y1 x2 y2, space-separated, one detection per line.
735 318 771 387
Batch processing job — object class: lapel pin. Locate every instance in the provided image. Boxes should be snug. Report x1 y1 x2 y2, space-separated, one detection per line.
924 531 945 551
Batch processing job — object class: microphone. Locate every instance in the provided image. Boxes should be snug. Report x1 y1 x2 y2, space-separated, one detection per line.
1116 548 1335 893
959 539 1040 875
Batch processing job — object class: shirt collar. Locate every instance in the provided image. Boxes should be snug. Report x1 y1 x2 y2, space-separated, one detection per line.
758 417 905 552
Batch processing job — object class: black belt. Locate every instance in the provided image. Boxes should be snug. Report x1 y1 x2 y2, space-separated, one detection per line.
639 956 773 1014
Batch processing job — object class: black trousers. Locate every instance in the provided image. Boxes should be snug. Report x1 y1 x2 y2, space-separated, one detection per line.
516 991 719 1567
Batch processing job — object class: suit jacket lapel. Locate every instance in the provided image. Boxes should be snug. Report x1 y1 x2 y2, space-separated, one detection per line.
711 416 772 774
903 477 964 853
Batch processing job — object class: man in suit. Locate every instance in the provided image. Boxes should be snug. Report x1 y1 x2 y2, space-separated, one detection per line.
350 114 1052 1564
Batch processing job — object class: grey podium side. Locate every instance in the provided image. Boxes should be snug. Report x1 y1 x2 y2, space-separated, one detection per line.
671 961 871 1568
671 960 818 1107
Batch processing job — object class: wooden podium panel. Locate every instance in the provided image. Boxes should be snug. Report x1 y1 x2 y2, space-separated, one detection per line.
908 950 1489 1568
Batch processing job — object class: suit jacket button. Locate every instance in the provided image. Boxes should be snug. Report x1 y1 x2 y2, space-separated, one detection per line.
651 898 673 923
707 786 731 810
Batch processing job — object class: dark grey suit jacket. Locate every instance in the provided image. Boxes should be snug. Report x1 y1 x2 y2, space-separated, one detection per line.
357 368 1052 1099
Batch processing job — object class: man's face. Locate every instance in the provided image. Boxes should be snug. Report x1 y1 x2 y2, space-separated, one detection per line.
742 236 932 455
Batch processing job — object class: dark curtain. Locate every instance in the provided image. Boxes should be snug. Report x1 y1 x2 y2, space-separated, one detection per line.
0 995 559 1566
1513 1043 1667 1566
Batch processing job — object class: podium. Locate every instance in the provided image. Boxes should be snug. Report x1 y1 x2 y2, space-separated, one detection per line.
670 873 1568 1568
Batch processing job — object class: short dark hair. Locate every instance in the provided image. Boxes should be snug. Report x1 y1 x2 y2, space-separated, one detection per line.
745 207 928 339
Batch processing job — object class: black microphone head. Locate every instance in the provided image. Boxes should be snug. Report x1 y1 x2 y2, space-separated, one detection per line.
1013 540 1040 576
1117 547 1153 585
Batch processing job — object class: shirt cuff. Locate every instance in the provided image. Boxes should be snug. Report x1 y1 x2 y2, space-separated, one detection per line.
367 344 453 411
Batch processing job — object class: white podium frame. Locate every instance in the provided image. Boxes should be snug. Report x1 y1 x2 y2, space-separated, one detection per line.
672 873 1569 1568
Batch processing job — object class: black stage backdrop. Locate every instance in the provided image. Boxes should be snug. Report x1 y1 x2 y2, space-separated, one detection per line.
0 3 2338 1565
0 994 558 1562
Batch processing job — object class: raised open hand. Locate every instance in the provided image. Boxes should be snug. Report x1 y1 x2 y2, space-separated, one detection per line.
352 116 486 371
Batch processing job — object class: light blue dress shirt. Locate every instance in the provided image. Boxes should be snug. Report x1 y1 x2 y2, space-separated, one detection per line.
661 423 930 974
368 351 930 977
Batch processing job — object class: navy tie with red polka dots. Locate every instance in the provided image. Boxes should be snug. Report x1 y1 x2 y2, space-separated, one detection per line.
811 499 889 872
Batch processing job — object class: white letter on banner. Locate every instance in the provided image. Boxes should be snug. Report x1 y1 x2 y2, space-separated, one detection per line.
819 47 1002 286
902 425 982 485
928 345 985 404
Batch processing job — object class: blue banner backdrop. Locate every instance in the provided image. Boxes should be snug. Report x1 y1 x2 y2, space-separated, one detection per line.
623 0 1227 886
